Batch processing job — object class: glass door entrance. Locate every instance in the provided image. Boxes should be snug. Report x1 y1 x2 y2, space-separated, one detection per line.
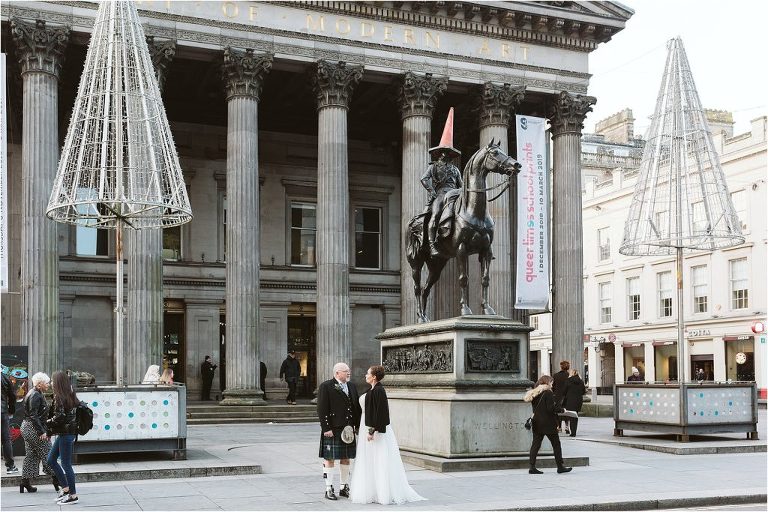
287 311 316 398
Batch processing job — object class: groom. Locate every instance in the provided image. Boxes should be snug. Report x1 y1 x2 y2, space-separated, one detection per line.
317 362 362 500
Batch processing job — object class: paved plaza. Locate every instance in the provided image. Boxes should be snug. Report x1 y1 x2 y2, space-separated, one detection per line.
1 410 766 511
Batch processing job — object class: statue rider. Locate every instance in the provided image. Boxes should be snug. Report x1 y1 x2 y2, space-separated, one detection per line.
421 107 462 257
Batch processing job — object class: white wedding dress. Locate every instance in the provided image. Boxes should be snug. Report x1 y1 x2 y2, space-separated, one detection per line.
350 393 426 505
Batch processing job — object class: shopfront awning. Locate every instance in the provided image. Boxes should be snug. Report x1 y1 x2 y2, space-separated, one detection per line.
652 340 676 346
621 342 643 348
723 335 754 342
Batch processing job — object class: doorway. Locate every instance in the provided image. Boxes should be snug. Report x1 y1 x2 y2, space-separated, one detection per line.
287 306 316 397
691 354 714 381
163 307 185 383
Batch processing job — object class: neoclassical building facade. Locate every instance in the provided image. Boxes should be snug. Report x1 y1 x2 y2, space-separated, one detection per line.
1 1 631 401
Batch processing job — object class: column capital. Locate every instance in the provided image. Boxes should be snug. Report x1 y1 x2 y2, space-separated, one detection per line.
548 91 596 135
10 17 70 79
222 47 273 101
397 72 448 119
313 60 363 110
479 83 525 128
146 36 176 93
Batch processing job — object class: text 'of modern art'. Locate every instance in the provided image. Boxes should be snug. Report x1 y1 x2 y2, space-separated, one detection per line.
46 0 192 385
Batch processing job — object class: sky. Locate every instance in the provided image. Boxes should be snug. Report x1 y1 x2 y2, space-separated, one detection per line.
585 0 768 137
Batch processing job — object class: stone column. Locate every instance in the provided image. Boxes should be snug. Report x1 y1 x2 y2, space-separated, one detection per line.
11 18 69 376
124 38 176 384
221 48 273 405
397 72 447 325
549 91 595 375
478 83 525 320
313 60 362 384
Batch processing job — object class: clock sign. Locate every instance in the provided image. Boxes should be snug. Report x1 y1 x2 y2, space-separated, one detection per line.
735 352 747 364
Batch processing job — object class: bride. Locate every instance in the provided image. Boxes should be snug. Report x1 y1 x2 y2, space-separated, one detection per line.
350 365 425 505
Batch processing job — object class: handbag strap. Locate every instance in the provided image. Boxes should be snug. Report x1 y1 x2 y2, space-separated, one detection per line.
531 393 545 417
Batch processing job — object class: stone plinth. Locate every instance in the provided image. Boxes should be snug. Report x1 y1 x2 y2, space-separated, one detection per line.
377 316 535 458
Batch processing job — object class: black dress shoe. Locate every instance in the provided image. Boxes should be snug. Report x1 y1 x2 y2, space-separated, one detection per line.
339 484 350 498
528 467 543 474
325 487 338 500
557 466 572 474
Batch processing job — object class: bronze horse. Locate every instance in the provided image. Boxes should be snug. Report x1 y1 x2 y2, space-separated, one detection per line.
406 140 521 323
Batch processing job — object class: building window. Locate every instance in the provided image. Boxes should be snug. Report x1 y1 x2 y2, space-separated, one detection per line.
291 202 316 266
163 226 181 261
599 281 612 323
530 315 539 331
692 265 708 313
354 207 381 269
76 226 109 256
657 271 673 318
729 258 749 310
654 210 669 239
597 227 610 261
627 277 641 321
691 201 707 234
730 190 746 230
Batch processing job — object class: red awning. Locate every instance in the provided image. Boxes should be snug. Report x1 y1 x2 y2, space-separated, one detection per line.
723 335 754 342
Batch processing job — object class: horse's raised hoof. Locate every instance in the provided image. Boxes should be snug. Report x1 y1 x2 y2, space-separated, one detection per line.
482 305 497 315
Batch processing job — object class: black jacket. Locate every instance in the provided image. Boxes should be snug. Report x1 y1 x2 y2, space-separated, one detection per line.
316 378 362 433
552 370 569 402
524 384 563 435
47 397 78 435
364 383 390 434
562 375 586 412
201 360 217 382
23 389 49 435
1 374 16 415
279 357 301 382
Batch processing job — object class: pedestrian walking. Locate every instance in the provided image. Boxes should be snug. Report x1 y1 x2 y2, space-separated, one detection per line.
20 372 59 494
2 372 19 473
46 371 79 504
524 375 572 475
200 356 217 401
317 362 362 500
562 369 586 436
280 351 301 405
552 360 570 431
260 361 268 401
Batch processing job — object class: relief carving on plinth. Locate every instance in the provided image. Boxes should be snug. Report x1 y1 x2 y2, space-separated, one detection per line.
465 340 520 373
222 47 274 101
382 341 453 374
548 90 596 135
10 17 70 78
479 83 526 128
313 60 363 109
397 72 448 119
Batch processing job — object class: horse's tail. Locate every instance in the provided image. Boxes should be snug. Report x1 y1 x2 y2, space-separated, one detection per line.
406 214 425 264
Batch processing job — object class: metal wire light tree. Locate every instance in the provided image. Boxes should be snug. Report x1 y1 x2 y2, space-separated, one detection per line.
619 38 743 382
47 0 192 384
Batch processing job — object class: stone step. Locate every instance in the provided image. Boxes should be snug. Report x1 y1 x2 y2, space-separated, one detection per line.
187 416 317 425
187 405 315 413
189 410 316 419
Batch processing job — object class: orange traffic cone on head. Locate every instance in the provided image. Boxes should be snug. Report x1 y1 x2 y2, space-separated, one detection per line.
429 107 461 159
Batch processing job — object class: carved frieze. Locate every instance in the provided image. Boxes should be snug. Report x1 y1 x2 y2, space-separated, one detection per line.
222 47 273 101
397 72 448 119
313 60 363 109
382 341 453 373
9 17 70 78
479 82 526 128
548 91 596 135
465 340 520 372
146 36 176 93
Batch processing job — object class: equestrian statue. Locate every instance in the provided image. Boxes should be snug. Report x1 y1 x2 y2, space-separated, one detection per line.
406 108 522 323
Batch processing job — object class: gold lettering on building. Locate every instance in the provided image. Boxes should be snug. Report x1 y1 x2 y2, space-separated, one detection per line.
221 1 238 18
383 25 394 42
360 22 374 38
335 18 351 35
520 46 529 61
403 28 415 45
502 43 510 58
306 14 325 32
425 31 440 49
249 6 258 21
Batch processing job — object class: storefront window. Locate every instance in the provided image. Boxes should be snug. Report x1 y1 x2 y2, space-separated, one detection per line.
354 207 381 269
654 342 677 382
291 203 316 266
657 271 673 318
599 281 612 323
626 277 640 320
729 258 748 310
725 336 755 381
692 265 708 313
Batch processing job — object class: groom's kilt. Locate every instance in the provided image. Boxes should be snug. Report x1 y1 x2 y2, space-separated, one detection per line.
319 429 357 460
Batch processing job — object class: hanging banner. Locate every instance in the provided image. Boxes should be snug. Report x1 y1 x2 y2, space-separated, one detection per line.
515 115 549 309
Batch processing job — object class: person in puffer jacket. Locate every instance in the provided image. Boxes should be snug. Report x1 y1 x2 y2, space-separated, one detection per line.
46 371 80 505
523 375 572 475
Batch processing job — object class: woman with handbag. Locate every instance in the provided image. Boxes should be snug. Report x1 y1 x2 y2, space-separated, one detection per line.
523 375 572 475
19 372 59 493
46 371 80 504
562 369 586 437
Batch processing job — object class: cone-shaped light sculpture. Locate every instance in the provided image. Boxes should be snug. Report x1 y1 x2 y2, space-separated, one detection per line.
619 38 744 383
47 0 191 227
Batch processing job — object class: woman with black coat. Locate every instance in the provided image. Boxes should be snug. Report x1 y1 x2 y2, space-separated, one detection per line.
46 371 80 504
20 372 58 493
523 375 572 475
562 369 586 437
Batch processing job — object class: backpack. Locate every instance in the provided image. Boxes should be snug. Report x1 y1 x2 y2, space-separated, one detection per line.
75 401 94 435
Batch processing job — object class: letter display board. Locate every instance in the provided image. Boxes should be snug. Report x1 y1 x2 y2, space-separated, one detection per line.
617 386 681 424
78 388 180 440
